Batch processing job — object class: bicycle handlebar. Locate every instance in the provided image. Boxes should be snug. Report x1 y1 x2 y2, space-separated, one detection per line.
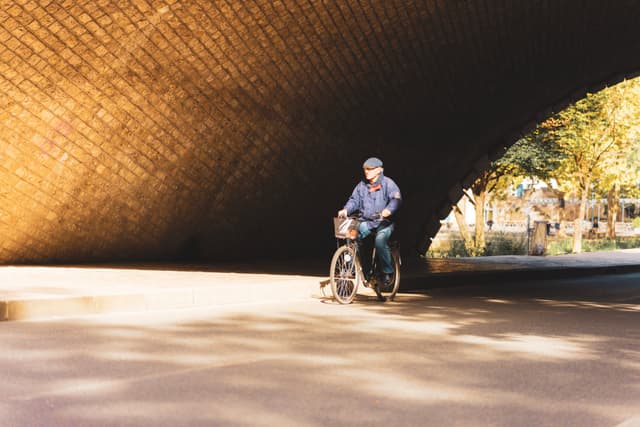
338 212 385 221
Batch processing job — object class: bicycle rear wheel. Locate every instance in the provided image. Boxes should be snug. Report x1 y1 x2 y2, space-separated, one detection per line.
374 248 401 302
330 244 360 304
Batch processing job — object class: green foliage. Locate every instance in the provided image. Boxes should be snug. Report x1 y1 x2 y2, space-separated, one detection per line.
555 81 640 192
427 232 527 258
616 236 640 249
484 232 528 256
584 238 618 252
429 233 640 258
520 79 640 196
633 217 640 228
546 238 574 256
547 236 640 255
499 135 564 184
426 238 470 258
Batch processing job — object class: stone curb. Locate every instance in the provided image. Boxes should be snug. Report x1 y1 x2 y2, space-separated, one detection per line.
1 280 321 321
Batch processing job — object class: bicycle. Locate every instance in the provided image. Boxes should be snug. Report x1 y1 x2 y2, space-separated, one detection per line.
328 216 401 304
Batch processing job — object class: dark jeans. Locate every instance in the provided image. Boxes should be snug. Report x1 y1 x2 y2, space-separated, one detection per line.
357 222 394 275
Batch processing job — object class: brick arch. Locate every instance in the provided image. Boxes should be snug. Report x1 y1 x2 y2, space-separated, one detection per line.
1 1 639 263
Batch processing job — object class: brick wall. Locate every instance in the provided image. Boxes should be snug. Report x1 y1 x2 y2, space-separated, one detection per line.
1 1 639 263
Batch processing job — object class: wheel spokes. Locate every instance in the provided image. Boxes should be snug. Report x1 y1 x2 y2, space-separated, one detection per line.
334 251 356 298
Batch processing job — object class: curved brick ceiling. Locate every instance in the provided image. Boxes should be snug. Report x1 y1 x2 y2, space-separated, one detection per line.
1 1 639 263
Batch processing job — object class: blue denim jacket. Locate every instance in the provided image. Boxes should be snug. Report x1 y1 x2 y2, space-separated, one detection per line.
343 174 402 229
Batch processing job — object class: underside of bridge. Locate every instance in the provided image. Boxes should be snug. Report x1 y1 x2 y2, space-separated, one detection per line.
1 1 639 264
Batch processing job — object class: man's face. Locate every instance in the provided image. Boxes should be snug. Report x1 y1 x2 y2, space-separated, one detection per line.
363 166 382 183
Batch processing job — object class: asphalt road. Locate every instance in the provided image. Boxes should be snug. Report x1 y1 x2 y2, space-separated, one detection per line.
1 272 639 427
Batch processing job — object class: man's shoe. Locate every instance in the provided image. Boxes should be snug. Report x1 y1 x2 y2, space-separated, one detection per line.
382 273 394 291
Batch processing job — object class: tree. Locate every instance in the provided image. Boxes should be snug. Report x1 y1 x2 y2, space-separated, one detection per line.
453 136 561 256
449 77 640 256
542 80 640 252
501 133 564 185
595 80 640 238
451 198 475 255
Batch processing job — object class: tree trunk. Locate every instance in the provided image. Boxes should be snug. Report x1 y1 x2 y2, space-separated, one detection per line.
572 180 590 253
452 202 474 255
606 181 620 239
474 190 486 255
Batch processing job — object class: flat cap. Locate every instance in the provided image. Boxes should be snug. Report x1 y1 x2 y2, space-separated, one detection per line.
362 157 383 168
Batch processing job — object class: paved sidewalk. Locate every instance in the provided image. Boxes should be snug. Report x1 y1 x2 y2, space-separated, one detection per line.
2 249 640 321
0 264 323 321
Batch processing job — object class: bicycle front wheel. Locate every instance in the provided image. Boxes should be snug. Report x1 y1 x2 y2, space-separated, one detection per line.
330 245 360 304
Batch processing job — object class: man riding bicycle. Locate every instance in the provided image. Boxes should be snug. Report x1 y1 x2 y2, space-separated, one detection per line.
337 157 402 289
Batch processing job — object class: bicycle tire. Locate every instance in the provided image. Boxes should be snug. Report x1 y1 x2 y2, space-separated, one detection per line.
330 244 360 304
374 248 401 302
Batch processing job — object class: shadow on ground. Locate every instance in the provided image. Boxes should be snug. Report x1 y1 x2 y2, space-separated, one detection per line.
1 273 639 426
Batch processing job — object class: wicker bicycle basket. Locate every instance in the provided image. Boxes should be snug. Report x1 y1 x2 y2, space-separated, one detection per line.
333 217 358 239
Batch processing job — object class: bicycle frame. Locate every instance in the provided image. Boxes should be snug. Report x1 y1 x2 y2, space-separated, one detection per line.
336 238 376 288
